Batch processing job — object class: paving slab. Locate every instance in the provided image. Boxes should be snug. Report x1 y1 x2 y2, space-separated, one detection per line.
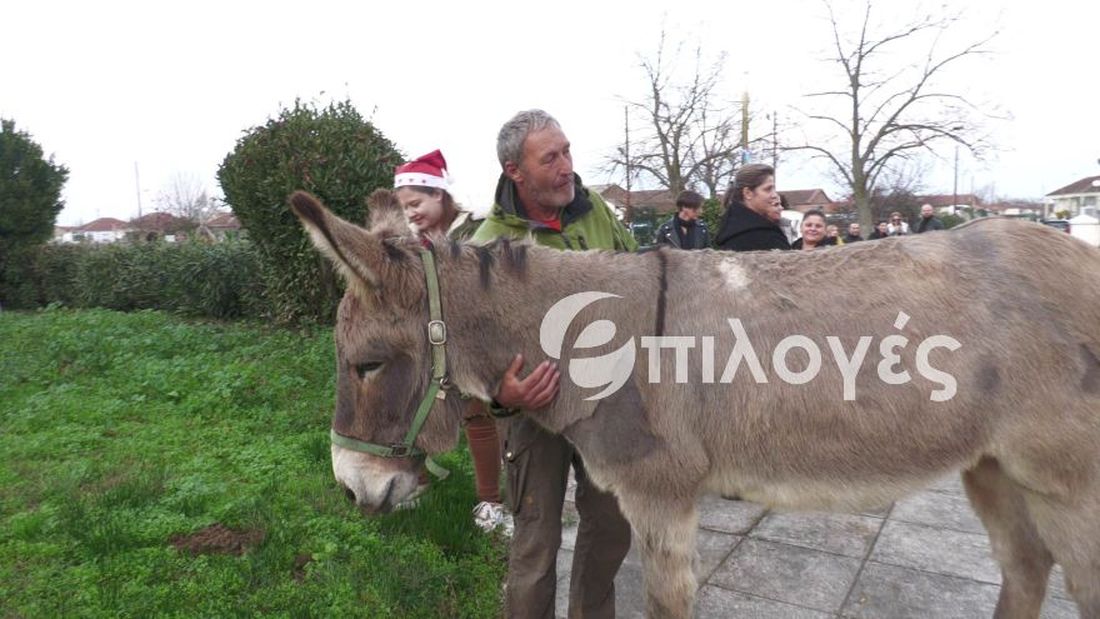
891 489 986 534
841 560 1000 618
695 586 833 618
870 519 1001 584
751 510 883 558
696 495 767 534
708 538 862 612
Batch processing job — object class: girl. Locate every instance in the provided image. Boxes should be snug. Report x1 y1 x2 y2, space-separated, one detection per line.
392 150 510 534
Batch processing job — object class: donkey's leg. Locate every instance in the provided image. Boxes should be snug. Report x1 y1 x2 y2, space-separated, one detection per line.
1020 480 1100 617
617 493 698 619
962 457 1054 618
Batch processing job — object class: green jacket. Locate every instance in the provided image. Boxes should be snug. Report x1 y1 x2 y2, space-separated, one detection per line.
471 174 637 251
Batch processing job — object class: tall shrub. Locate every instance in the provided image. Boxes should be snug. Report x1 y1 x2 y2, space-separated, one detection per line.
0 119 69 306
217 100 402 324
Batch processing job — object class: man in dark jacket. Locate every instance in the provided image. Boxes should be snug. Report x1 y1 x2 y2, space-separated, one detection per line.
656 190 710 249
843 222 864 243
714 165 791 251
916 203 945 233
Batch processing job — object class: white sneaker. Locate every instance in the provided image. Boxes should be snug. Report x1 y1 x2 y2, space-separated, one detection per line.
472 501 514 536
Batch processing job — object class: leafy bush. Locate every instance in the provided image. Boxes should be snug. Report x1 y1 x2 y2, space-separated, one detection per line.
218 100 403 324
0 241 263 320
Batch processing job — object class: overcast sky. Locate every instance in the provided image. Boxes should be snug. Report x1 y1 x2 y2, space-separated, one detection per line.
4 0 1098 226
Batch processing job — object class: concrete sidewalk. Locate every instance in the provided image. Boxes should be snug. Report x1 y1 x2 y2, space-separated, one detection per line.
554 475 1077 618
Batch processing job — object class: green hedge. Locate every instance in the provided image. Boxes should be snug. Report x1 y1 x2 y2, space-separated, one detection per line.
1 241 264 320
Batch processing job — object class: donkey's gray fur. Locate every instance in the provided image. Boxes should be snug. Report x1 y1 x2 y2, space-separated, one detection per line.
292 191 1100 618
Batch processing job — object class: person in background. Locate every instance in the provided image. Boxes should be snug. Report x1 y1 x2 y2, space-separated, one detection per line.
869 220 890 240
777 193 798 244
714 164 791 251
916 203 945 233
656 190 710 249
887 211 910 236
843 222 864 243
792 209 828 250
392 150 510 534
825 224 842 246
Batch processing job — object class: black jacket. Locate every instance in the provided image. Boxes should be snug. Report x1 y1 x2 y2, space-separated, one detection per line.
656 216 710 249
916 216 944 233
715 202 791 252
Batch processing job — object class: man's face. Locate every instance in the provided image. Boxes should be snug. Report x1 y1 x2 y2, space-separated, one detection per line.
848 223 861 236
679 206 700 222
921 205 934 219
506 127 575 212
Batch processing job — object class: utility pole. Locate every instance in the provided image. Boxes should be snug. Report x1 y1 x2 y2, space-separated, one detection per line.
953 144 959 219
741 90 750 165
134 162 143 219
624 106 633 224
771 111 778 171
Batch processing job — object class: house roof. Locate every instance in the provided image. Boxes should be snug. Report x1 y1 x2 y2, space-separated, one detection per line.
593 185 679 214
205 212 241 229
79 217 129 232
1047 175 1100 197
781 189 833 207
131 211 191 231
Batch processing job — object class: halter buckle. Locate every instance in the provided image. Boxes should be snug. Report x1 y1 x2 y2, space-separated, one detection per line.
427 320 447 345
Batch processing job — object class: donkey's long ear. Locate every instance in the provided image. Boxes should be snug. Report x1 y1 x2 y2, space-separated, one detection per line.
365 188 406 236
290 191 383 289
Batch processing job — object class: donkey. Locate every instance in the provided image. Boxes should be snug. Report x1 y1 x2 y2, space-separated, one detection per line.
290 190 1100 618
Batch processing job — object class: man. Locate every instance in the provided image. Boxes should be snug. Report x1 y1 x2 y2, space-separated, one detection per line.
471 109 635 619
916 203 945 233
843 222 864 243
656 190 710 249
886 211 910 236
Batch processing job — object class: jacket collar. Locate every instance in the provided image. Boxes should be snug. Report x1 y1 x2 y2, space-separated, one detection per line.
492 173 593 230
715 201 780 245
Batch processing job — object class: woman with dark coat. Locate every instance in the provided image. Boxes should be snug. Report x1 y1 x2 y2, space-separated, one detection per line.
714 163 791 252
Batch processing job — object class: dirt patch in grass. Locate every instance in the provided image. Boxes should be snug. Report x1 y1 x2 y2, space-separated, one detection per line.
170 523 265 556
292 553 313 582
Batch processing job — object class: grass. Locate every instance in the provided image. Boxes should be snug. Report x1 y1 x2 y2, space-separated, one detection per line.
0 307 506 618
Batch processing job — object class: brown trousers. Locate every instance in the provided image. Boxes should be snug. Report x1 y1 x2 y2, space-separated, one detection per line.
502 416 632 619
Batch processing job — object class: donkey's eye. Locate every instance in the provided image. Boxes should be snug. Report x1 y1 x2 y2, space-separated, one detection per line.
355 362 384 379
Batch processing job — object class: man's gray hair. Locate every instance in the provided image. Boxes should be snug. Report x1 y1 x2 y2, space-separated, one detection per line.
496 109 561 168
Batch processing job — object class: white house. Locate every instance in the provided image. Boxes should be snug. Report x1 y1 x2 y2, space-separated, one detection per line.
75 217 130 243
1046 175 1100 217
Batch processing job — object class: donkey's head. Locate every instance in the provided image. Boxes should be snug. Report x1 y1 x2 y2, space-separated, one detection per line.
290 190 466 513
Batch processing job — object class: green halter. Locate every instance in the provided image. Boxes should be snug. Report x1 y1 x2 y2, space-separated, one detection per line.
329 248 456 472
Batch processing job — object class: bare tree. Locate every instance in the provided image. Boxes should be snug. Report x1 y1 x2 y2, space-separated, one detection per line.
607 32 747 201
155 173 220 223
788 0 998 231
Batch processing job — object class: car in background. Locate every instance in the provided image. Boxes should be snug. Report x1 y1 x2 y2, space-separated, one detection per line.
1041 219 1071 234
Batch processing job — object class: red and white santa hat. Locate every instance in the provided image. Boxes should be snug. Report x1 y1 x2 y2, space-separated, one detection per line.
394 150 450 191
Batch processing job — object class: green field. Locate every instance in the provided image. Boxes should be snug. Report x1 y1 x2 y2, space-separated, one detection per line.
0 308 505 618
